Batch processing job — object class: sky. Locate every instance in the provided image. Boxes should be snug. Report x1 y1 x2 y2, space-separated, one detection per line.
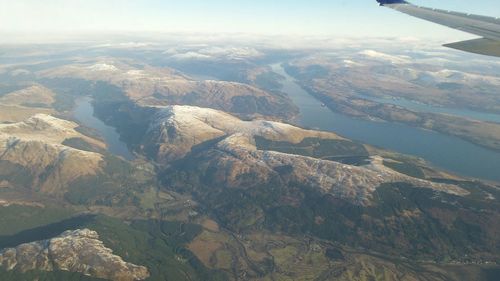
0 0 499 43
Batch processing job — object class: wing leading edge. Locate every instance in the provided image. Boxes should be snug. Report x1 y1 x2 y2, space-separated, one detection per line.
377 0 500 57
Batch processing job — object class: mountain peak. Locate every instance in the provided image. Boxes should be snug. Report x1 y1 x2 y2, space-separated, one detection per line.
0 228 150 281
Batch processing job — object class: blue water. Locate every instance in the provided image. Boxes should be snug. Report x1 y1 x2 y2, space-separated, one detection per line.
272 64 500 182
73 98 135 160
358 94 500 124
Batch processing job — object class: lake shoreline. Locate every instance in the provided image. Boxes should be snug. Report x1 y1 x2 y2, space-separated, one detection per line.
72 97 135 161
273 63 500 183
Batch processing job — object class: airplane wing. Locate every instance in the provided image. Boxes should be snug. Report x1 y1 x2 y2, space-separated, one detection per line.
377 0 500 57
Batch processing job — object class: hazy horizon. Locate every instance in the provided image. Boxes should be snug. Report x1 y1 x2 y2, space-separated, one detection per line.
1 0 498 44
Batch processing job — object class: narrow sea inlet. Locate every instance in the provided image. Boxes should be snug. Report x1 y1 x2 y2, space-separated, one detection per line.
272 64 500 182
73 97 135 160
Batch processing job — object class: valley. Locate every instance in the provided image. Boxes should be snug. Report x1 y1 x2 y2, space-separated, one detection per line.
0 43 499 281
73 97 134 160
272 63 500 182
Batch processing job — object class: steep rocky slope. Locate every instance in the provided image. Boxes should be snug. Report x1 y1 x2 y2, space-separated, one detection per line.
0 229 149 281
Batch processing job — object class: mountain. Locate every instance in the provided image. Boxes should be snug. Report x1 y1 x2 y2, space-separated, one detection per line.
0 84 55 123
285 61 500 152
145 105 465 205
0 113 164 214
39 61 298 120
140 106 500 277
0 45 499 280
0 229 149 281
0 84 55 108
142 105 342 162
287 50 500 112
0 114 103 194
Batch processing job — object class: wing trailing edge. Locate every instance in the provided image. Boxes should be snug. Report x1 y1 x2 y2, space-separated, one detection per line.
444 38 500 57
376 0 500 57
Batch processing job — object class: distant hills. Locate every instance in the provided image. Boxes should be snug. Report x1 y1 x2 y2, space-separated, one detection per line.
0 43 498 280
